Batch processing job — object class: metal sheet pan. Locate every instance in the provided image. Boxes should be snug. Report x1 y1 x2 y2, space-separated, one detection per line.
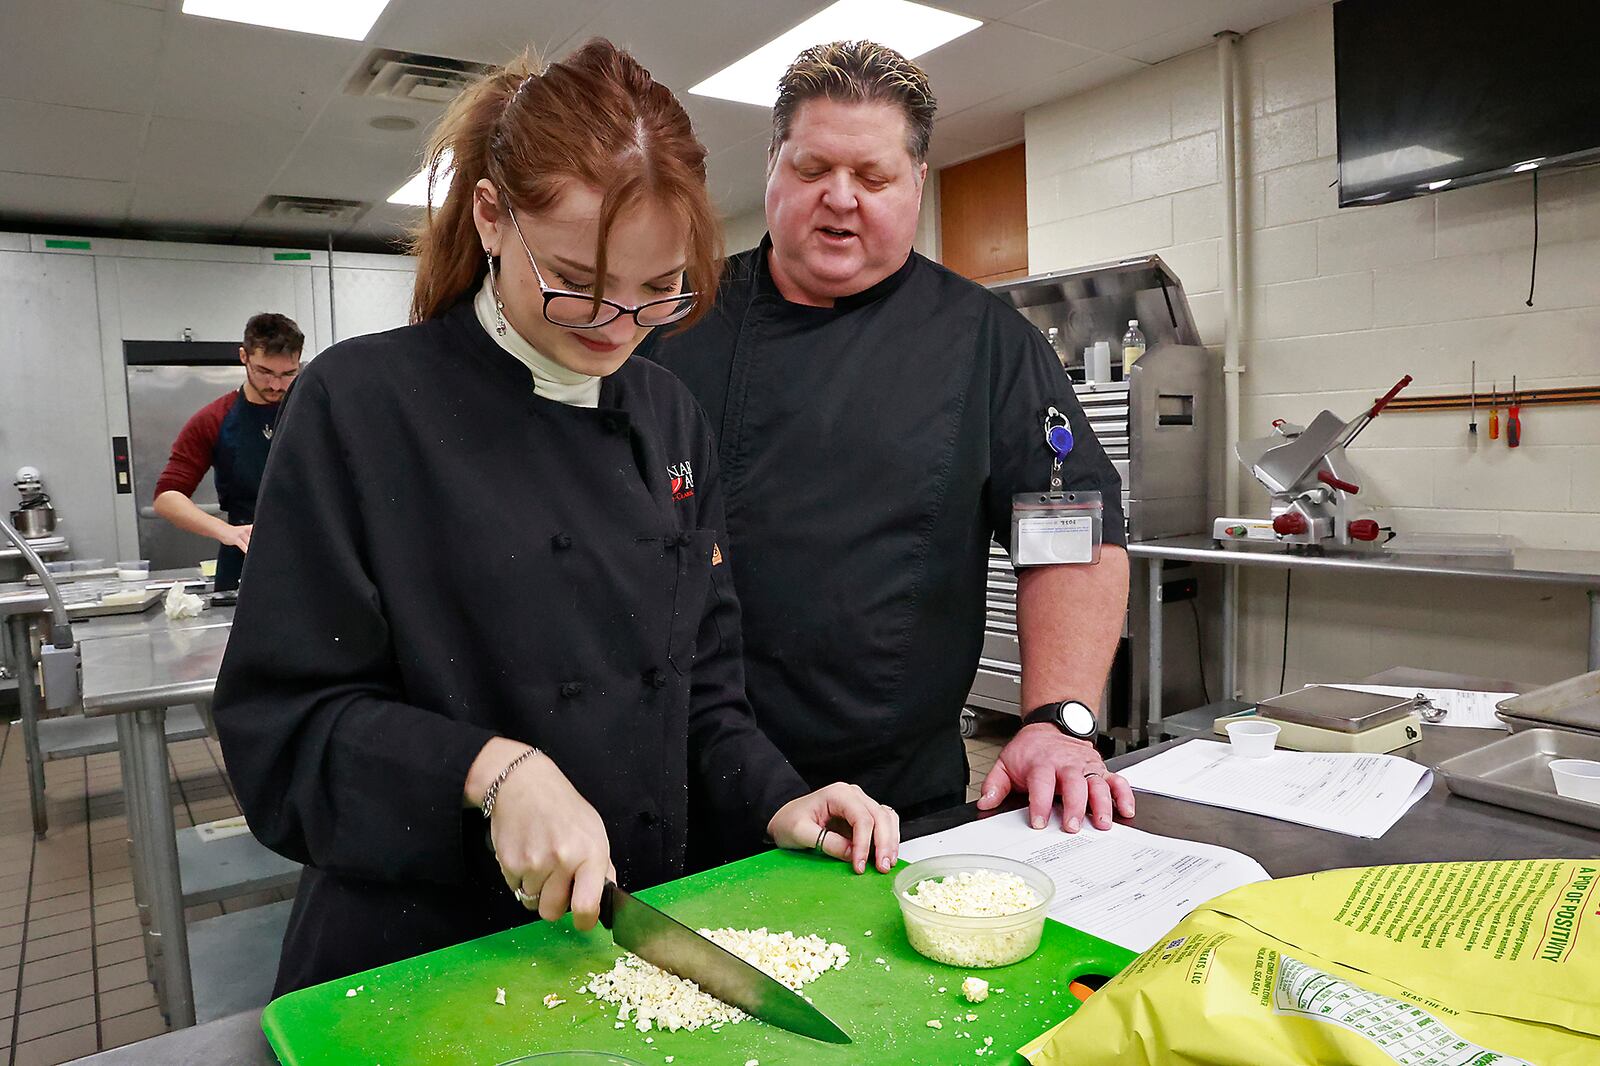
1437 728 1600 831
1496 670 1600 736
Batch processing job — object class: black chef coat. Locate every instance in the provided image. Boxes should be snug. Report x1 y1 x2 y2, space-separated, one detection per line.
641 238 1125 821
213 299 809 995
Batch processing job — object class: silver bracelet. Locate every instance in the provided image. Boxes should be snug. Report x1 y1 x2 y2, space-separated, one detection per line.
481 747 540 820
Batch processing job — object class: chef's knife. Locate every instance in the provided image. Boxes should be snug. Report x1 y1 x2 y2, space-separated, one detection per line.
599 881 851 1045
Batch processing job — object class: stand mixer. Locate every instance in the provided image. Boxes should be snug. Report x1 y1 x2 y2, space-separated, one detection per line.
1214 376 1411 550
11 466 58 539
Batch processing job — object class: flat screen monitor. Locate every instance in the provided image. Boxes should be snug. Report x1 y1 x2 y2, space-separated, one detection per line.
1334 0 1600 206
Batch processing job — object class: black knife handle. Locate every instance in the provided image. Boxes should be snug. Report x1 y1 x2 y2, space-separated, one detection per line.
599 881 616 930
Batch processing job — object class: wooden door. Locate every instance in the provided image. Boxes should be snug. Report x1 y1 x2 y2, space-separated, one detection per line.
938 143 1028 285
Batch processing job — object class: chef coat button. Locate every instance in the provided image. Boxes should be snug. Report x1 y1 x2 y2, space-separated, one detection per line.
558 681 584 698
551 532 573 550
638 810 659 827
674 532 693 547
600 413 625 434
644 668 668 689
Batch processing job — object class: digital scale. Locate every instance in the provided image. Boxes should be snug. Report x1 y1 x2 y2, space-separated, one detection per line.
1214 685 1425 754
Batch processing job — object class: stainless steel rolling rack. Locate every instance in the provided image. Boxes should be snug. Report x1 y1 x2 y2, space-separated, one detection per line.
967 256 1216 749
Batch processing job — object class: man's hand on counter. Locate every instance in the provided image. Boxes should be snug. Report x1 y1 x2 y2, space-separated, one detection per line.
767 783 900 875
977 724 1135 833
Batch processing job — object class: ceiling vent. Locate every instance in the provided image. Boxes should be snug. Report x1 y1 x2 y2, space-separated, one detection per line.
347 49 492 105
255 195 368 224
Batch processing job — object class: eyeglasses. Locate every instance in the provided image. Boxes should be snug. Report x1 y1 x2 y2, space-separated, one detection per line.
504 207 698 329
247 364 299 384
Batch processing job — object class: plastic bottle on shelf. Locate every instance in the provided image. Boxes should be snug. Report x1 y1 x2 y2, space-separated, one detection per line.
1121 319 1146 376
1045 327 1069 370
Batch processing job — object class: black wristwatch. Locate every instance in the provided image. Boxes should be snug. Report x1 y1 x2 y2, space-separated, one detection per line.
1022 700 1097 742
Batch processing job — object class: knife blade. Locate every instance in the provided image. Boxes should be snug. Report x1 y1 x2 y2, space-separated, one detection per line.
599 881 851 1045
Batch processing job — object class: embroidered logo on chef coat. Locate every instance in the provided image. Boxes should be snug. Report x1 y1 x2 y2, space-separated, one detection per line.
711 543 723 566
668 459 695 501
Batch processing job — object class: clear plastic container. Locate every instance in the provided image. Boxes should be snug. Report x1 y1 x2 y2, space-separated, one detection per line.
1225 719 1281 758
894 854 1054 969
116 559 151 582
1385 533 1515 558
1551 759 1600 803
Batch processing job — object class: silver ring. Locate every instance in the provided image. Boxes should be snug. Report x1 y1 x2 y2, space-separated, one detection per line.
1084 771 1103 781
513 886 536 903
814 826 829 853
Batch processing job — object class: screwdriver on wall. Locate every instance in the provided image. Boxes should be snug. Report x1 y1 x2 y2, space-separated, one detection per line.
1489 383 1500 440
1508 375 1522 448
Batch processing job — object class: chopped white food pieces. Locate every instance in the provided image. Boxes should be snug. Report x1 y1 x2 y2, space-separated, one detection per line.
541 993 565 1009
962 976 990 1003
583 927 848 1034
904 870 1040 917
926 1019 944 1029
494 987 506 1006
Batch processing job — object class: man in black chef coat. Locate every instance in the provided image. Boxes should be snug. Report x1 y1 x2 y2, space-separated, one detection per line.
643 41 1133 841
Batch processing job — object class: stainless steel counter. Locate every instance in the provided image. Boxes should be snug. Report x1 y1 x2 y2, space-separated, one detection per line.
80 623 232 716
1127 535 1600 735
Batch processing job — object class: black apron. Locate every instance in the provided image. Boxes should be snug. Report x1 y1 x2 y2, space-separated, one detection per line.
211 389 277 592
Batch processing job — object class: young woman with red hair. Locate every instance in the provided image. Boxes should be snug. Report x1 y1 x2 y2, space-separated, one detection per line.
214 39 899 994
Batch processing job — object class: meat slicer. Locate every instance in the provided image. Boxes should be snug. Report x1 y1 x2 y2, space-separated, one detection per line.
1214 376 1411 549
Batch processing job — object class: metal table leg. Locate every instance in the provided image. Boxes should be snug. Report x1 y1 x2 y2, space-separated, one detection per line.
133 705 195 1028
1148 557 1164 733
116 713 160 984
1222 568 1239 700
8 615 49 838
1589 590 1599 673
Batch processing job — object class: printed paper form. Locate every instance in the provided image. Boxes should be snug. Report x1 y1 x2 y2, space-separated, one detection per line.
1117 740 1432 839
1317 684 1517 729
899 814 1269 952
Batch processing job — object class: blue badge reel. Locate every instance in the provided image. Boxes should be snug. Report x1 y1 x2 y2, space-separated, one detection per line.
1010 406 1104 566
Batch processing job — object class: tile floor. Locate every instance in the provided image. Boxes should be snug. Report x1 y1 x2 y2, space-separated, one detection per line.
0 718 290 1066
0 709 1018 1065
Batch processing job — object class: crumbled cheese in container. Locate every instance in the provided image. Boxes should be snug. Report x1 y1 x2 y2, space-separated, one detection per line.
583 927 847 1035
901 869 1046 968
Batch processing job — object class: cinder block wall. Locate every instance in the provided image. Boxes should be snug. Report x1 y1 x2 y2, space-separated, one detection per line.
1024 4 1597 695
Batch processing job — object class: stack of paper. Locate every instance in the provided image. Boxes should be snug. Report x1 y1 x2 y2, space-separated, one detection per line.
898 813 1269 952
1117 741 1432 839
1317 684 1516 729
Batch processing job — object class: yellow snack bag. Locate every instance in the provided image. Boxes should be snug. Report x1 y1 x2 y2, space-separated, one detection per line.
1022 860 1600 1065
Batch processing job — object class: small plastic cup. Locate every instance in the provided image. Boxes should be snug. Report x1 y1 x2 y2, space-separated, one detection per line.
1225 719 1280 758
116 559 151 583
1550 759 1600 804
199 559 218 579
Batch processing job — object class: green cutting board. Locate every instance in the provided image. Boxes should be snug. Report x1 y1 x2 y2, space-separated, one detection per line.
262 849 1134 1065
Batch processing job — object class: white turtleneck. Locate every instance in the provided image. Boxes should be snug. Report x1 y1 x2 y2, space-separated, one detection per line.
474 274 602 408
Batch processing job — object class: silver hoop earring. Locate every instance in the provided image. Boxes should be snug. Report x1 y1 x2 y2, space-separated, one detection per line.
485 248 507 336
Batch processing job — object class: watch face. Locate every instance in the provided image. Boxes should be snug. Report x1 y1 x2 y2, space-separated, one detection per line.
1060 702 1096 736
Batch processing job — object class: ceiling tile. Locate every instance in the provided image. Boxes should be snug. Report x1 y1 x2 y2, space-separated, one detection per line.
564 0 831 88
303 95 440 147
938 0 1042 18
0 172 135 222
127 180 261 227
1003 0 1205 53
137 117 304 192
274 136 425 203
0 99 146 181
371 0 596 66
0 0 165 115
150 15 362 130
917 22 1104 118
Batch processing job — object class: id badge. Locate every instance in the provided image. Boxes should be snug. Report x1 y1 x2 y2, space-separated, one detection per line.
1011 491 1104 566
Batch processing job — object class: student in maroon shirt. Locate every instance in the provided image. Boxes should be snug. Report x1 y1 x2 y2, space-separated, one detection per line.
153 313 303 591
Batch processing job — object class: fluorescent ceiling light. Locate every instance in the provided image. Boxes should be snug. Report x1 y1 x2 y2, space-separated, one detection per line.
1513 158 1544 173
181 0 392 41
689 0 982 107
1342 145 1463 188
1425 178 1452 190
388 149 454 208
